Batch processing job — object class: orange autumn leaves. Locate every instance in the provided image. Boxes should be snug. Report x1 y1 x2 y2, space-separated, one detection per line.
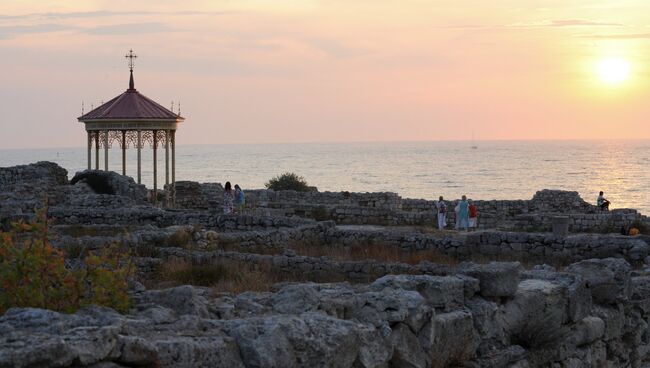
0 207 132 314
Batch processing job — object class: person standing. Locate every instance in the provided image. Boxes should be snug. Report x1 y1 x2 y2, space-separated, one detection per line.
458 195 470 231
435 196 447 230
223 181 235 215
234 184 246 213
468 200 478 230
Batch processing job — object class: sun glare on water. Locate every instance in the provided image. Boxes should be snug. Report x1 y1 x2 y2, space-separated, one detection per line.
596 58 631 84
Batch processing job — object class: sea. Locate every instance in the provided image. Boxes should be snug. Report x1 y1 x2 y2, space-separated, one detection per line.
1 140 649 214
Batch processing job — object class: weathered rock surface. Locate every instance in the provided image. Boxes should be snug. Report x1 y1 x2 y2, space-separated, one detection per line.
566 258 631 304
3 258 650 367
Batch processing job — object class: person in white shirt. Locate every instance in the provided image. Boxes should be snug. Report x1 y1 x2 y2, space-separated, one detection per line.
435 196 447 230
597 191 610 211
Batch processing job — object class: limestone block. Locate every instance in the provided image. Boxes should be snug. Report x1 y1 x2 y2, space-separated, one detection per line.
132 286 210 318
522 270 592 323
570 316 605 346
430 309 479 368
371 274 465 312
226 313 371 368
389 323 430 368
566 258 631 304
592 304 625 341
500 279 568 341
354 289 432 333
466 297 507 344
631 276 650 301
458 261 521 298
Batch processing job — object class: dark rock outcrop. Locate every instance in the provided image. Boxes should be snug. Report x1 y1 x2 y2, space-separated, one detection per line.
71 170 147 202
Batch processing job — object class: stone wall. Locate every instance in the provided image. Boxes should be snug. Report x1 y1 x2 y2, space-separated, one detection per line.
74 220 650 268
2 162 646 234
170 182 647 232
0 161 68 188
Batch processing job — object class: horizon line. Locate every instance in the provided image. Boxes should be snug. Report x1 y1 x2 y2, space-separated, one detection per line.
1 137 649 151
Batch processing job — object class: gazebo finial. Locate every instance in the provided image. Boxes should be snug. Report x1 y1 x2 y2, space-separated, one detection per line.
125 49 137 91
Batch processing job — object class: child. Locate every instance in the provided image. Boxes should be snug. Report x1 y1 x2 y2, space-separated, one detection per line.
468 200 478 230
234 184 245 213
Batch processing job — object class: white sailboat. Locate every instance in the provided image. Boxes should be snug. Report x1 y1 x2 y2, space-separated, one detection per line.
471 132 478 149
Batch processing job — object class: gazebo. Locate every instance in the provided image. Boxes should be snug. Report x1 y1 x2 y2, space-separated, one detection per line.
78 50 184 199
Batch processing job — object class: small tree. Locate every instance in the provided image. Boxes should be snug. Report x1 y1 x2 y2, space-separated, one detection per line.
0 207 132 314
265 172 310 192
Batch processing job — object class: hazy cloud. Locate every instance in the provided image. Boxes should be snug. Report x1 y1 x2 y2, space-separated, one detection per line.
585 33 650 39
85 22 175 35
302 37 370 58
0 10 229 21
549 19 622 27
0 23 74 39
0 22 174 39
508 19 622 28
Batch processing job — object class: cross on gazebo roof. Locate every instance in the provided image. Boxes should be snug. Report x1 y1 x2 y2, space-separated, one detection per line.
125 49 137 71
126 49 137 91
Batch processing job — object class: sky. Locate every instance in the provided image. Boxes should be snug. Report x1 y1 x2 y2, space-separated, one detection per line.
1 0 649 149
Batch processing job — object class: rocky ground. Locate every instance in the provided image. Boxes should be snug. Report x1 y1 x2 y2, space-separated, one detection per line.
2 162 650 367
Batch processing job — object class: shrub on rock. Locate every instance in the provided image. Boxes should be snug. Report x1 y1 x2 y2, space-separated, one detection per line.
0 207 132 314
265 172 311 192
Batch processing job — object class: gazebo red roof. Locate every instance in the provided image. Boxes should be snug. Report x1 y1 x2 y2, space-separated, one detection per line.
78 72 183 121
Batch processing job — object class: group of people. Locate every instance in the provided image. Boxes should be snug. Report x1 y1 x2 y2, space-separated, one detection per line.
434 190 614 232
223 181 245 215
435 195 478 231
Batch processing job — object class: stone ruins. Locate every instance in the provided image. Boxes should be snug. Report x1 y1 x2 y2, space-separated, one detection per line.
2 161 650 367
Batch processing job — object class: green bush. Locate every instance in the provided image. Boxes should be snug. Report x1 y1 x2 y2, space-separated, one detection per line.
265 172 310 192
0 208 133 314
311 205 330 221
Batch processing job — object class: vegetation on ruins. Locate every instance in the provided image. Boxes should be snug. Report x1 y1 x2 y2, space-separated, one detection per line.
310 205 330 221
0 207 132 314
265 172 311 192
152 258 351 293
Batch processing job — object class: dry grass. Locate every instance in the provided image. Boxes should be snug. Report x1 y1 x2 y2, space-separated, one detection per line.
151 257 348 294
289 241 458 265
166 227 193 247
208 241 284 256
54 225 130 238
210 238 459 266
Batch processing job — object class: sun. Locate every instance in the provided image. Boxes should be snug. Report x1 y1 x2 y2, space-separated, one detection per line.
596 58 630 84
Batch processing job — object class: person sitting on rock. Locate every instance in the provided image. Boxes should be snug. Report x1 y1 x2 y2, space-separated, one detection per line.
597 191 610 211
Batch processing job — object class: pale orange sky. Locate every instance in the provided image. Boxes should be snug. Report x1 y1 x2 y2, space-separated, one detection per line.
1 0 649 149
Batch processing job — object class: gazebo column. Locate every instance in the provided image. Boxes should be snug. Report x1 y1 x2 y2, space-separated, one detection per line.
121 130 126 176
137 130 142 184
87 131 92 170
103 130 109 171
94 131 99 170
153 130 158 202
171 130 176 202
165 130 170 186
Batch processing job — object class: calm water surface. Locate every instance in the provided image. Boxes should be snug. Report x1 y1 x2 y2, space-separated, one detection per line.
1 140 649 214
